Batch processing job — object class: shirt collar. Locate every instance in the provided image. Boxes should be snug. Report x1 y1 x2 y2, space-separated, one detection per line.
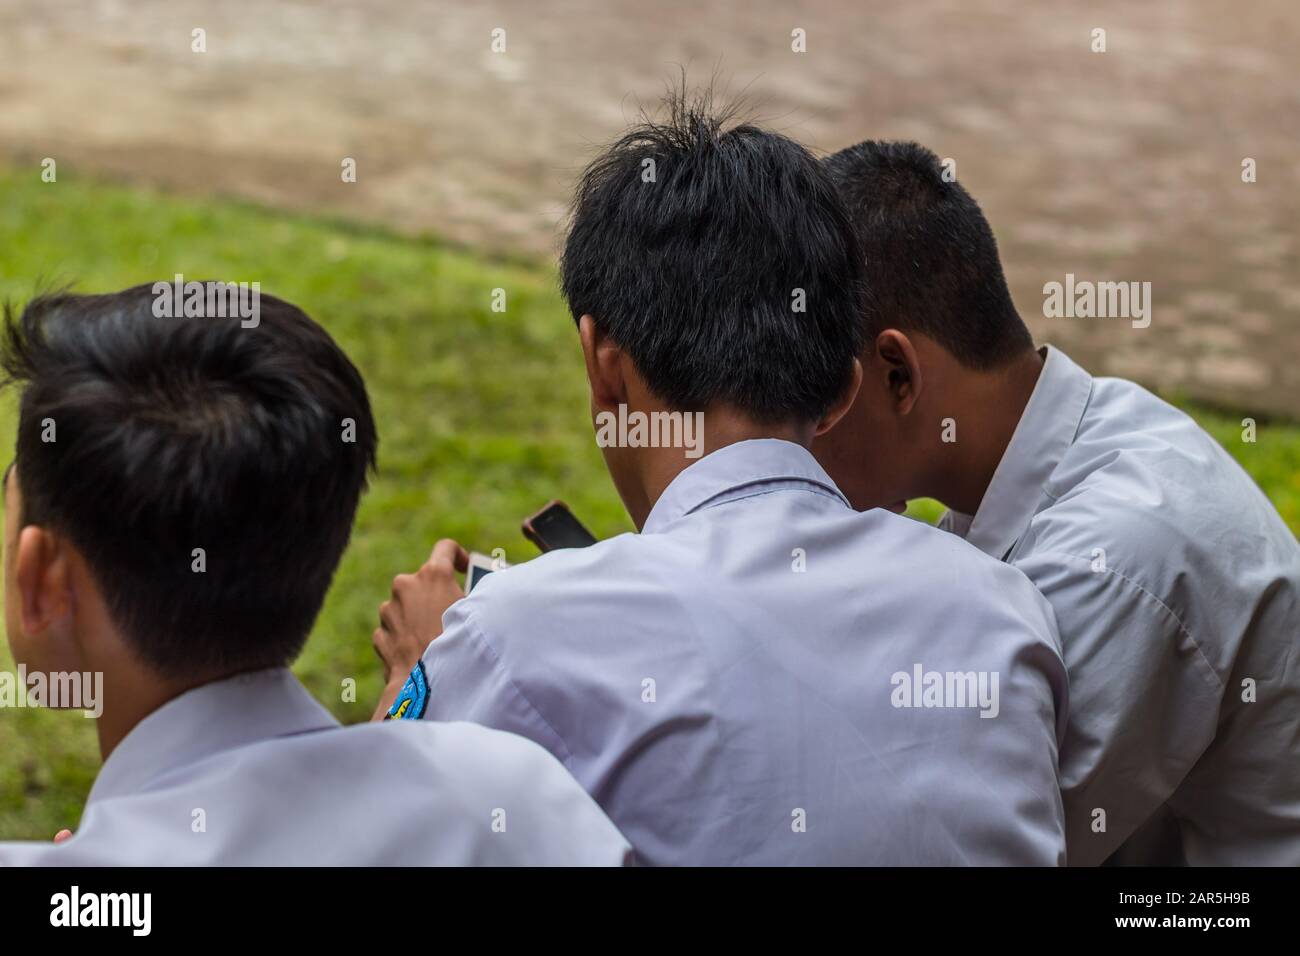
643 438 850 534
955 345 1094 559
87 667 338 805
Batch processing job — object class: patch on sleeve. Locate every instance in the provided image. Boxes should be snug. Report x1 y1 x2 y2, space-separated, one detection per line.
385 660 429 720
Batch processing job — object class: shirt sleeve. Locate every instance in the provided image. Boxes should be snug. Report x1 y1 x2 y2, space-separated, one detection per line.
406 598 575 768
1015 549 1224 866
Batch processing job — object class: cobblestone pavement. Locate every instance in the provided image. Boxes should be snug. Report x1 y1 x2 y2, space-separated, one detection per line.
2 0 1297 414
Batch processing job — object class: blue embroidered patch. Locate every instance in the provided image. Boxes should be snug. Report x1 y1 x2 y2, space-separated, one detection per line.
385 661 429 720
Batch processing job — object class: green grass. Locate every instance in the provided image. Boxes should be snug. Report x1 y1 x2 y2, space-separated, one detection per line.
0 168 1297 840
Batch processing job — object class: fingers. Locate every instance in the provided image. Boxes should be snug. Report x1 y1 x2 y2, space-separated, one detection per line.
371 626 391 665
377 598 394 631
53 829 73 844
376 540 466 655
427 538 470 574
371 627 398 686
373 539 466 691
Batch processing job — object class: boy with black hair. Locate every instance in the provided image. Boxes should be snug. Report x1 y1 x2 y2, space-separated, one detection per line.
374 97 1069 866
814 140 1300 865
0 285 629 865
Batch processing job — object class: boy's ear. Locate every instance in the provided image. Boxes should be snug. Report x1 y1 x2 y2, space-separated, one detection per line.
814 358 863 437
578 315 628 410
874 329 924 416
15 525 74 642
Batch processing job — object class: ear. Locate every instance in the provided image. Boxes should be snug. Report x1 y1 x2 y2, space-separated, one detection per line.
813 358 864 437
14 526 74 641
578 315 628 411
874 330 924 416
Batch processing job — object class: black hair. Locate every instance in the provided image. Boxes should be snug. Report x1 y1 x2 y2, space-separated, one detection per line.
1 283 377 678
822 140 1033 368
560 88 867 423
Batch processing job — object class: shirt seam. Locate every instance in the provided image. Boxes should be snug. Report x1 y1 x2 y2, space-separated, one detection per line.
1030 549 1225 692
450 602 577 766
691 482 846 517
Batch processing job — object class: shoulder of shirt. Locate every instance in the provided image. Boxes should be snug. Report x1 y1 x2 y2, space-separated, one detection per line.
440 532 653 664
461 530 682 613
372 720 623 848
485 512 1044 598
198 718 570 778
1041 378 1283 558
873 512 1061 630
0 721 618 866
219 719 594 810
362 718 571 777
1018 378 1296 633
887 508 1035 572
458 511 1059 668
1073 375 1233 484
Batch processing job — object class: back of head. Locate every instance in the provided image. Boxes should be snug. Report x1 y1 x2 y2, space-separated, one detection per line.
822 140 1033 368
561 88 867 424
1 284 377 678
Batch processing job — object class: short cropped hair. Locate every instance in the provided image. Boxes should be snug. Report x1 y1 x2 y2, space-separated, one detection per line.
1 284 377 677
822 140 1033 368
561 90 867 423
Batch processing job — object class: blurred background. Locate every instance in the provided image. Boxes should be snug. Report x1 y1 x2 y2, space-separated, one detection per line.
1 0 1297 838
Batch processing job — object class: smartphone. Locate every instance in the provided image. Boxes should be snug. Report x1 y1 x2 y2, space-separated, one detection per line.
466 551 508 592
522 500 598 552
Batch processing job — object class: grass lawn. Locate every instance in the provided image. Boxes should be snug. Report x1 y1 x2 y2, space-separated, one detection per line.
1 168 1297 840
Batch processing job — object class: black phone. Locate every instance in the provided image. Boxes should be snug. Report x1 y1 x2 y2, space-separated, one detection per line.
522 500 597 552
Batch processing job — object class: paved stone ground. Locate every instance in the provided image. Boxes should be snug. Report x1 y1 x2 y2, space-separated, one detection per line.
1 0 1297 414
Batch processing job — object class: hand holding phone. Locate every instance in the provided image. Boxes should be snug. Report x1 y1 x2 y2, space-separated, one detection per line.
373 538 468 684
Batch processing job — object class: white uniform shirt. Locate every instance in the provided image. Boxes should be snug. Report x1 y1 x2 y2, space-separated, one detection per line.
0 668 630 866
940 346 1300 865
399 439 1068 865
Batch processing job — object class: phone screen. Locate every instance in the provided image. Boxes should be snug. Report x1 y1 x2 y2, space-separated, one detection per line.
528 503 597 551
466 562 495 592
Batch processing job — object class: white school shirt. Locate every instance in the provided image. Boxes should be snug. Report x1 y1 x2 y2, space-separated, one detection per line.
940 346 1300 866
0 668 630 866
397 439 1069 865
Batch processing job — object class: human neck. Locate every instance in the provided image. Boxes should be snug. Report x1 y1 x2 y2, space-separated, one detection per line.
630 409 812 529
93 653 211 762
926 348 1044 516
